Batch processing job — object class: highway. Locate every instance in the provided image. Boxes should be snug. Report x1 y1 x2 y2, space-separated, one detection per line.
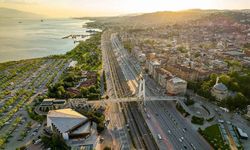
145 84 212 150
110 33 212 150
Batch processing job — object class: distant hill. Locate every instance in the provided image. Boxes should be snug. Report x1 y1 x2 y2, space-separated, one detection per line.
86 9 217 28
128 9 210 25
86 9 250 28
123 9 250 26
0 7 41 19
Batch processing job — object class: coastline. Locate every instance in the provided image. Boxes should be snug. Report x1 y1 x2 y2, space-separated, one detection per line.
0 18 96 63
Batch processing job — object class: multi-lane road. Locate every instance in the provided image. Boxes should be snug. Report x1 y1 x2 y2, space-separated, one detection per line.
109 32 212 150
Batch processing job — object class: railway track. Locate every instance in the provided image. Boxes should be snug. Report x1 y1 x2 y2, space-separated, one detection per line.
104 32 146 149
105 32 158 150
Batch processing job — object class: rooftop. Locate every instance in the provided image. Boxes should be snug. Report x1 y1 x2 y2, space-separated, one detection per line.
169 77 187 84
213 83 228 91
47 109 88 133
150 60 160 66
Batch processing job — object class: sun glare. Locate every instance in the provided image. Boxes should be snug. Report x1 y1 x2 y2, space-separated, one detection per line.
0 0 249 17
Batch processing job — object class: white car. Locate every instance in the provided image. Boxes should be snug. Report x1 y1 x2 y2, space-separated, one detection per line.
181 136 184 140
157 134 162 140
168 130 171 134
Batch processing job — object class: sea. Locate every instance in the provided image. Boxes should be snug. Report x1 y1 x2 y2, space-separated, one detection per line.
0 18 94 63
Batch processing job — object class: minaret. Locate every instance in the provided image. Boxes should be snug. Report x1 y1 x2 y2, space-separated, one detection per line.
216 77 219 84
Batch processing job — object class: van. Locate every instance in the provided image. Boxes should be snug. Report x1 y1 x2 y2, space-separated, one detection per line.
147 114 151 119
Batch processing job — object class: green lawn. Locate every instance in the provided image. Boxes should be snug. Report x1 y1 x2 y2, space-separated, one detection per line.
200 124 230 150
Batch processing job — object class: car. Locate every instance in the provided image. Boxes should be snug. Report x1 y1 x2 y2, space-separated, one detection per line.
218 119 224 123
182 129 186 132
147 114 151 119
181 137 184 140
157 134 162 140
4 122 10 125
32 132 37 136
190 143 196 150
179 138 183 142
34 139 42 145
184 145 187 149
168 130 171 134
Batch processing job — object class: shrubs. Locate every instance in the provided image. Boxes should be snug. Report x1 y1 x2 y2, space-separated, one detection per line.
26 105 45 123
97 123 105 133
78 108 105 134
41 133 69 150
176 103 190 117
103 147 111 150
103 70 107 92
191 116 204 125
185 99 195 106
206 117 214 122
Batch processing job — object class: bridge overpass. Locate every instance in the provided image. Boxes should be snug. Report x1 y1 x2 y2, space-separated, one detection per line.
87 74 184 104
86 96 183 104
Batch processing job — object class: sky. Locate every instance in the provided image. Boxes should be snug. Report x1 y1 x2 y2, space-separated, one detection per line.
0 0 250 17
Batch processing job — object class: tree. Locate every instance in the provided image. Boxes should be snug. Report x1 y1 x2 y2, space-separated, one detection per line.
219 75 231 86
88 93 99 100
220 92 249 111
89 86 97 93
103 147 111 150
97 123 105 134
210 73 217 81
41 133 69 150
80 87 89 97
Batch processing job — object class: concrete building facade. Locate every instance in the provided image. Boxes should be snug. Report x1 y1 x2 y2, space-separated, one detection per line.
166 77 187 95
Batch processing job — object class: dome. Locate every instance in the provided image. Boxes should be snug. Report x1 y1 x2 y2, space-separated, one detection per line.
213 83 228 91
